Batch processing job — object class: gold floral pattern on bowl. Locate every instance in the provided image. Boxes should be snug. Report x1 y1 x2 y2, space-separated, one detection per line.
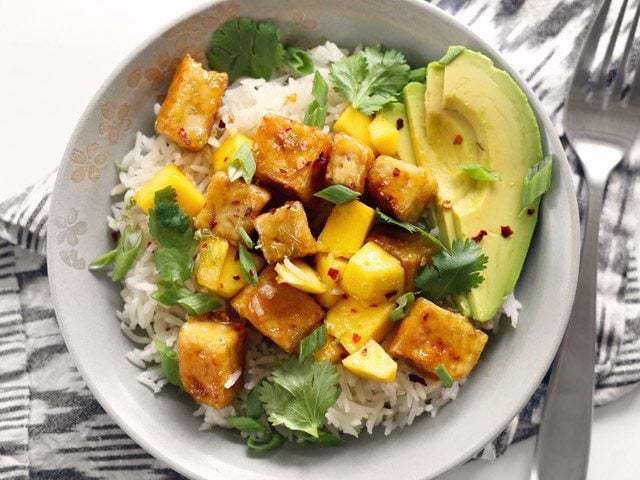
69 143 108 183
99 102 131 144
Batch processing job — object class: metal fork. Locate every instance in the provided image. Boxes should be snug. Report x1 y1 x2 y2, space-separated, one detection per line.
530 1 640 479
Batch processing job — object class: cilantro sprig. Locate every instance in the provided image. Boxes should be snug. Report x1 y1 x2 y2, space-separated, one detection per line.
375 209 447 251
414 238 488 300
330 45 410 115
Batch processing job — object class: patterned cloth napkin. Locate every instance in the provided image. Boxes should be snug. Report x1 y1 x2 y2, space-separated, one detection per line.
2 0 640 478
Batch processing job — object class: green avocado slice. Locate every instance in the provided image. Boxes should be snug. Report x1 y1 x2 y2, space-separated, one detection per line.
406 47 544 321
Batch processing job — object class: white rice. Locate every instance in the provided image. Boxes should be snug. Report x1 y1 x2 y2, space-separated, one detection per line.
112 41 516 438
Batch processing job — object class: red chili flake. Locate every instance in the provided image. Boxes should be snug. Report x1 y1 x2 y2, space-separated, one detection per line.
231 322 245 332
244 207 253 216
385 290 398 299
350 308 358 314
453 134 463 145
218 119 226 129
111 230 121 242
178 127 191 146
441 199 452 210
527 208 536 216
233 275 241 281
361 348 368 356
501 225 514 238
392 168 401 177
327 268 339 280
342 294 349 299
396 118 404 130
352 333 361 343
472 229 488 243
409 373 427 386
208 219 217 229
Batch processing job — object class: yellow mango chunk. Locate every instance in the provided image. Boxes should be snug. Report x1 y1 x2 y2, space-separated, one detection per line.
195 236 230 290
368 115 399 156
314 336 347 364
315 253 348 308
274 258 328 294
317 201 375 258
324 297 394 353
332 106 373 148
342 339 398 383
341 242 405 303
134 165 205 216
212 133 253 172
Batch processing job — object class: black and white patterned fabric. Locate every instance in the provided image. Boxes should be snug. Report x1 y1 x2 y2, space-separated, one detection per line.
2 0 640 477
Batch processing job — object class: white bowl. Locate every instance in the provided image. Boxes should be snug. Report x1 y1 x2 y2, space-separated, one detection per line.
47 1 581 479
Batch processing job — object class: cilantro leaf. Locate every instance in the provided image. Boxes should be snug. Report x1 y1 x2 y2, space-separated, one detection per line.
283 47 314 77
154 339 182 388
154 247 193 284
330 45 410 115
207 17 283 82
375 209 447 251
259 359 340 437
149 187 195 251
415 239 488 299
298 324 327 362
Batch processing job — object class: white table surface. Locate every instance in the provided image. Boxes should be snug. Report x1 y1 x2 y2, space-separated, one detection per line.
1 1 639 478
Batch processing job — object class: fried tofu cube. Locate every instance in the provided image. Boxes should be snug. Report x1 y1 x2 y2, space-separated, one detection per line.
315 253 348 308
342 339 398 383
156 54 228 152
324 297 394 354
341 242 405 303
317 200 375 258
367 225 436 286
332 106 373 148
134 165 205 216
231 266 324 353
254 201 317 263
253 115 332 202
326 133 374 193
314 336 347 364
177 313 245 409
367 155 438 222
212 133 253 172
194 172 271 243
389 298 488 380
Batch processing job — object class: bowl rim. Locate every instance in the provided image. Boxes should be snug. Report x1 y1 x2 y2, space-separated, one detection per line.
47 1 581 478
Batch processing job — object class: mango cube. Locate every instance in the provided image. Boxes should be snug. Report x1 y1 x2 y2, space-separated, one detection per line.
341 242 405 303
368 115 399 156
274 258 328 294
333 106 373 148
133 165 205 216
317 201 375 258
342 339 397 383
315 253 348 308
314 336 347 364
197 243 264 298
324 297 394 353
212 133 253 172
195 236 230 290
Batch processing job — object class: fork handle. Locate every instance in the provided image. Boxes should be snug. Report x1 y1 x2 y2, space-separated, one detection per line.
530 180 603 480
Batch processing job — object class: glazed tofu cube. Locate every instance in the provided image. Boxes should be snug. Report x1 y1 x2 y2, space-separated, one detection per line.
317 200 375 258
389 298 488 380
367 225 436 286
367 155 438 222
324 297 394 354
253 115 332 202
156 54 228 152
194 172 271 243
325 133 374 193
315 253 348 308
231 266 325 353
177 313 245 409
341 242 405 303
254 201 317 263
134 165 205 216
314 336 347 364
342 339 397 383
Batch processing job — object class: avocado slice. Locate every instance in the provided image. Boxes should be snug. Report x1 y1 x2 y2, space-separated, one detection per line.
379 103 416 164
406 47 544 321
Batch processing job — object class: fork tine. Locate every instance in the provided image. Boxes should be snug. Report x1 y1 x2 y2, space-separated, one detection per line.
571 0 613 91
612 0 640 97
595 0 629 91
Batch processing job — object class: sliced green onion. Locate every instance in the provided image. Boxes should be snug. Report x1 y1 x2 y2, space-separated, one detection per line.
152 284 192 305
284 47 314 77
176 292 224 315
111 227 143 281
236 225 255 249
389 292 415 321
298 324 327 362
154 339 182 388
247 432 285 453
238 243 259 285
408 67 426 83
304 71 329 128
313 185 361 204
227 416 267 433
435 363 454 388
522 155 553 208
228 142 256 184
459 164 499 182
435 46 464 67
89 248 118 270
375 209 448 251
